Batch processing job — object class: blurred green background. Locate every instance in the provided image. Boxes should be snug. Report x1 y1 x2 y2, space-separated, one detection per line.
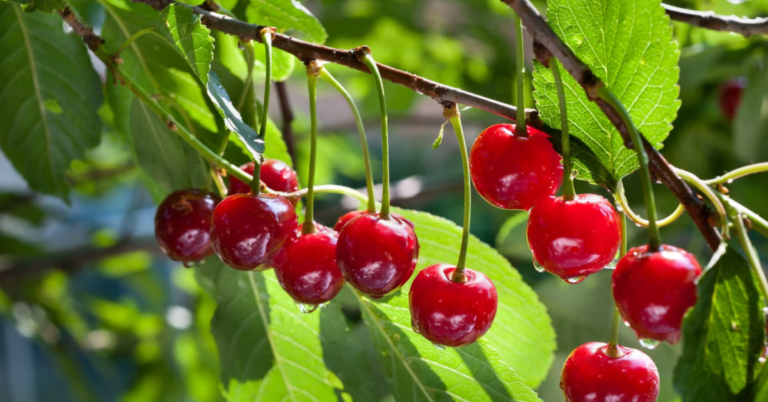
0 0 767 401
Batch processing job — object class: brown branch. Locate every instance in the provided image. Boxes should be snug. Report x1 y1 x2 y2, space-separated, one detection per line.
663 3 768 37
274 81 297 166
59 7 104 51
503 0 721 251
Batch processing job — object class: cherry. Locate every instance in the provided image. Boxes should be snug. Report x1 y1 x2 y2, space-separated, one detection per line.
336 212 419 298
274 231 345 306
409 264 497 347
719 78 747 121
612 244 702 344
527 194 621 283
154 189 220 264
333 210 415 232
469 124 563 210
560 342 659 402
228 159 300 195
210 193 298 270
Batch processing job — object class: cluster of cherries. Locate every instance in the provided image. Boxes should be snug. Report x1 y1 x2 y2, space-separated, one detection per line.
155 122 703 401
470 123 702 401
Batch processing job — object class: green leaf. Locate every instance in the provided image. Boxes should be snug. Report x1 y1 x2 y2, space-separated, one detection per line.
373 207 555 389
217 33 296 82
195 260 376 402
532 0 680 189
246 0 327 44
754 364 768 402
206 71 265 158
19 0 64 13
494 212 531 261
673 245 765 401
0 3 102 200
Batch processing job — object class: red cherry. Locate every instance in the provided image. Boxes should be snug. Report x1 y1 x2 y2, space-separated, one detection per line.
560 342 659 402
210 193 298 270
336 212 419 297
228 159 300 195
274 231 345 306
154 189 220 263
527 194 621 283
333 210 415 232
409 264 498 347
469 124 563 210
719 78 747 121
612 244 702 344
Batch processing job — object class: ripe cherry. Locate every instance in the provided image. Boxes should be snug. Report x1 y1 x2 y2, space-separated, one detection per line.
612 244 702 344
210 193 298 270
333 210 415 232
719 78 747 121
527 194 621 283
560 342 659 402
155 189 220 264
274 231 345 306
409 264 497 347
469 124 563 210
228 159 300 195
336 212 419 298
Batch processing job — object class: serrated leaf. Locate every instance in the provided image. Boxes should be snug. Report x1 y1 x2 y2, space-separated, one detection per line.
532 0 680 189
195 259 377 402
206 71 265 158
0 3 102 200
246 0 327 44
673 245 765 401
370 207 555 390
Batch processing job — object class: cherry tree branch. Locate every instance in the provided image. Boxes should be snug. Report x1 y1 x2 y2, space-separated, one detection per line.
502 0 721 251
663 3 768 37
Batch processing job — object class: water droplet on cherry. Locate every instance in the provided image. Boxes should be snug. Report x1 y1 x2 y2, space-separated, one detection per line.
623 320 631 328
639 338 660 350
565 275 586 284
533 259 546 273
295 301 319 314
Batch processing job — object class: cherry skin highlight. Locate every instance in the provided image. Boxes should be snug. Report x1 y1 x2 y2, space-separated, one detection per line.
719 78 747 121
228 159 300 195
333 210 415 232
409 264 498 347
469 124 563 210
336 212 419 298
210 193 298 270
155 189 220 263
560 342 659 402
527 194 621 283
273 231 345 305
612 244 702 344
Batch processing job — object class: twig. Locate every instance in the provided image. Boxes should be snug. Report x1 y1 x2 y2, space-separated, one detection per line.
663 3 768 37
275 81 297 165
502 0 721 251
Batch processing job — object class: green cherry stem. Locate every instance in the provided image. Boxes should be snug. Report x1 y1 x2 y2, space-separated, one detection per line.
302 61 321 235
358 48 392 219
514 13 527 136
704 162 768 186
113 27 163 57
445 104 471 283
551 60 575 200
606 209 629 358
596 87 661 251
318 67 377 213
672 167 729 238
235 40 255 111
615 180 685 228
251 28 275 193
729 205 768 303
717 195 768 239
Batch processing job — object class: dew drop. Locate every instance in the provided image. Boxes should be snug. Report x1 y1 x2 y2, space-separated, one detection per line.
533 259 546 273
639 338 660 350
319 302 330 309
565 275 587 284
623 320 631 328
295 301 319 314
433 343 447 350
183 261 197 269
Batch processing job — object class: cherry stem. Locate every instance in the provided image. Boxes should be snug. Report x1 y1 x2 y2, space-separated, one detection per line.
615 180 685 228
359 49 391 219
728 203 768 303
606 209 629 358
251 29 275 194
704 162 768 185
514 14 527 136
445 104 470 283
551 60 575 200
113 27 162 57
672 168 729 238
596 87 661 251
716 194 768 239
235 40 255 111
303 61 321 235
318 67 377 213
